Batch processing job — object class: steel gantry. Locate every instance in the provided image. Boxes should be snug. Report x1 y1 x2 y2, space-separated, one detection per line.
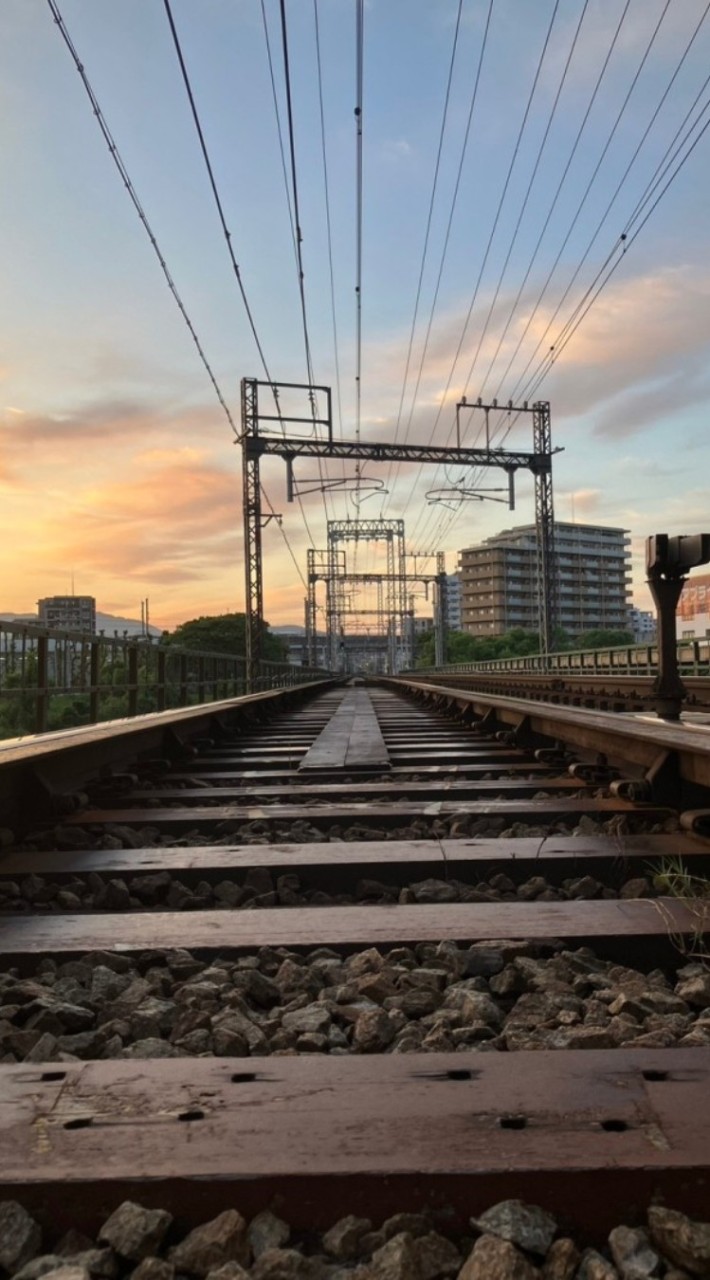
242 379 559 684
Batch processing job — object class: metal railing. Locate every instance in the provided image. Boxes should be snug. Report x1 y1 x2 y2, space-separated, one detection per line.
0 620 328 738
411 637 710 679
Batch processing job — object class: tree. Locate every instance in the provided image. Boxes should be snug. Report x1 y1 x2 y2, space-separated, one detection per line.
167 613 288 661
573 628 634 650
415 627 541 668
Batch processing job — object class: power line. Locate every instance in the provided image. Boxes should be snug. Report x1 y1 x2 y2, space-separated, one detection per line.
391 0 464 448
313 0 344 440
466 0 591 403
420 0 562 449
162 0 319 554
260 0 299 265
353 0 363 453
278 0 335 534
506 0 672 404
278 0 316 391
380 0 464 507
47 0 240 438
522 89 710 402
380 0 494 519
402 0 561 542
50 0 311 594
162 0 281 407
388 0 493 458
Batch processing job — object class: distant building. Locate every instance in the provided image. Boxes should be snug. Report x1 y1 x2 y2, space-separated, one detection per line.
459 522 632 639
441 572 462 631
677 573 710 641
627 605 656 644
38 595 97 634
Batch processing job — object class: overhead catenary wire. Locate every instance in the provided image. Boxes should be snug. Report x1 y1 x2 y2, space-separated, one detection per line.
47 0 240 439
414 13 710 562
161 0 285 413
408 0 664 553
385 0 464 463
49 0 310 593
521 90 710 404
313 0 344 441
380 0 494 521
260 0 299 265
504 0 673 406
354 0 364 466
162 0 319 553
400 0 562 543
352 0 365 572
461 0 591 405
277 0 334 530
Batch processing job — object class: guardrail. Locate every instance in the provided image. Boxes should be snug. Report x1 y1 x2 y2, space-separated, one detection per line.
0 619 328 738
411 637 710 679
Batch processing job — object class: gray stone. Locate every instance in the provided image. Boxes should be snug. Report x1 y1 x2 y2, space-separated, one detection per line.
463 948 505 978
247 1212 290 1260
212 1026 249 1056
608 1225 660 1278
647 1206 710 1276
352 1009 396 1052
203 1263 254 1280
471 1200 557 1256
541 1238 579 1279
0 1200 43 1271
71 1250 121 1279
322 1216 372 1260
410 879 459 904
211 1010 268 1054
675 973 710 1009
282 1004 332 1035
23 1032 61 1063
250 1250 324 1279
204 1267 250 1280
34 1268 89 1280
99 1201 173 1262
379 1214 431 1242
367 1233 423 1280
119 1039 185 1059
169 1210 249 1275
130 1261 175 1280
13 1256 69 1280
577 1251 619 1279
458 1234 540 1279
415 1231 461 1278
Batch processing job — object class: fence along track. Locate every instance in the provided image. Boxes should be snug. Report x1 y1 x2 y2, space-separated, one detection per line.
1 680 710 1252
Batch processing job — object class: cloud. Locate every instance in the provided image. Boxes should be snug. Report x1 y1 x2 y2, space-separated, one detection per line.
545 266 710 432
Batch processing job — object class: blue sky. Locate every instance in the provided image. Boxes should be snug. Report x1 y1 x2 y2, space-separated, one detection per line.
1 0 709 628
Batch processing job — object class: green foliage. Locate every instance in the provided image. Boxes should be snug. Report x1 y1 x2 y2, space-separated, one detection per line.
573 628 635 650
415 625 636 668
415 627 541 668
167 613 288 661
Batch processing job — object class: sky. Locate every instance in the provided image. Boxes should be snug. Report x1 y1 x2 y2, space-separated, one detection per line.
2 0 710 631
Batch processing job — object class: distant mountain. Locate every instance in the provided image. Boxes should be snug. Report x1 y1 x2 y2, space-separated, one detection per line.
0 610 162 638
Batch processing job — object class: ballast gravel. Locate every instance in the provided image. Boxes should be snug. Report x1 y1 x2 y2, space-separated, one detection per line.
15 809 681 855
1 941 709 1064
1 1198 710 1279
0 869 661 914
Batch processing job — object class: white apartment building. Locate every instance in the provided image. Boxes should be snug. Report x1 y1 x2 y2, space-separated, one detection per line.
459 523 632 639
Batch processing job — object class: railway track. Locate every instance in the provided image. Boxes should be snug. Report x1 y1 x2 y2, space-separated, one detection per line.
1 678 710 1277
405 669 710 713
